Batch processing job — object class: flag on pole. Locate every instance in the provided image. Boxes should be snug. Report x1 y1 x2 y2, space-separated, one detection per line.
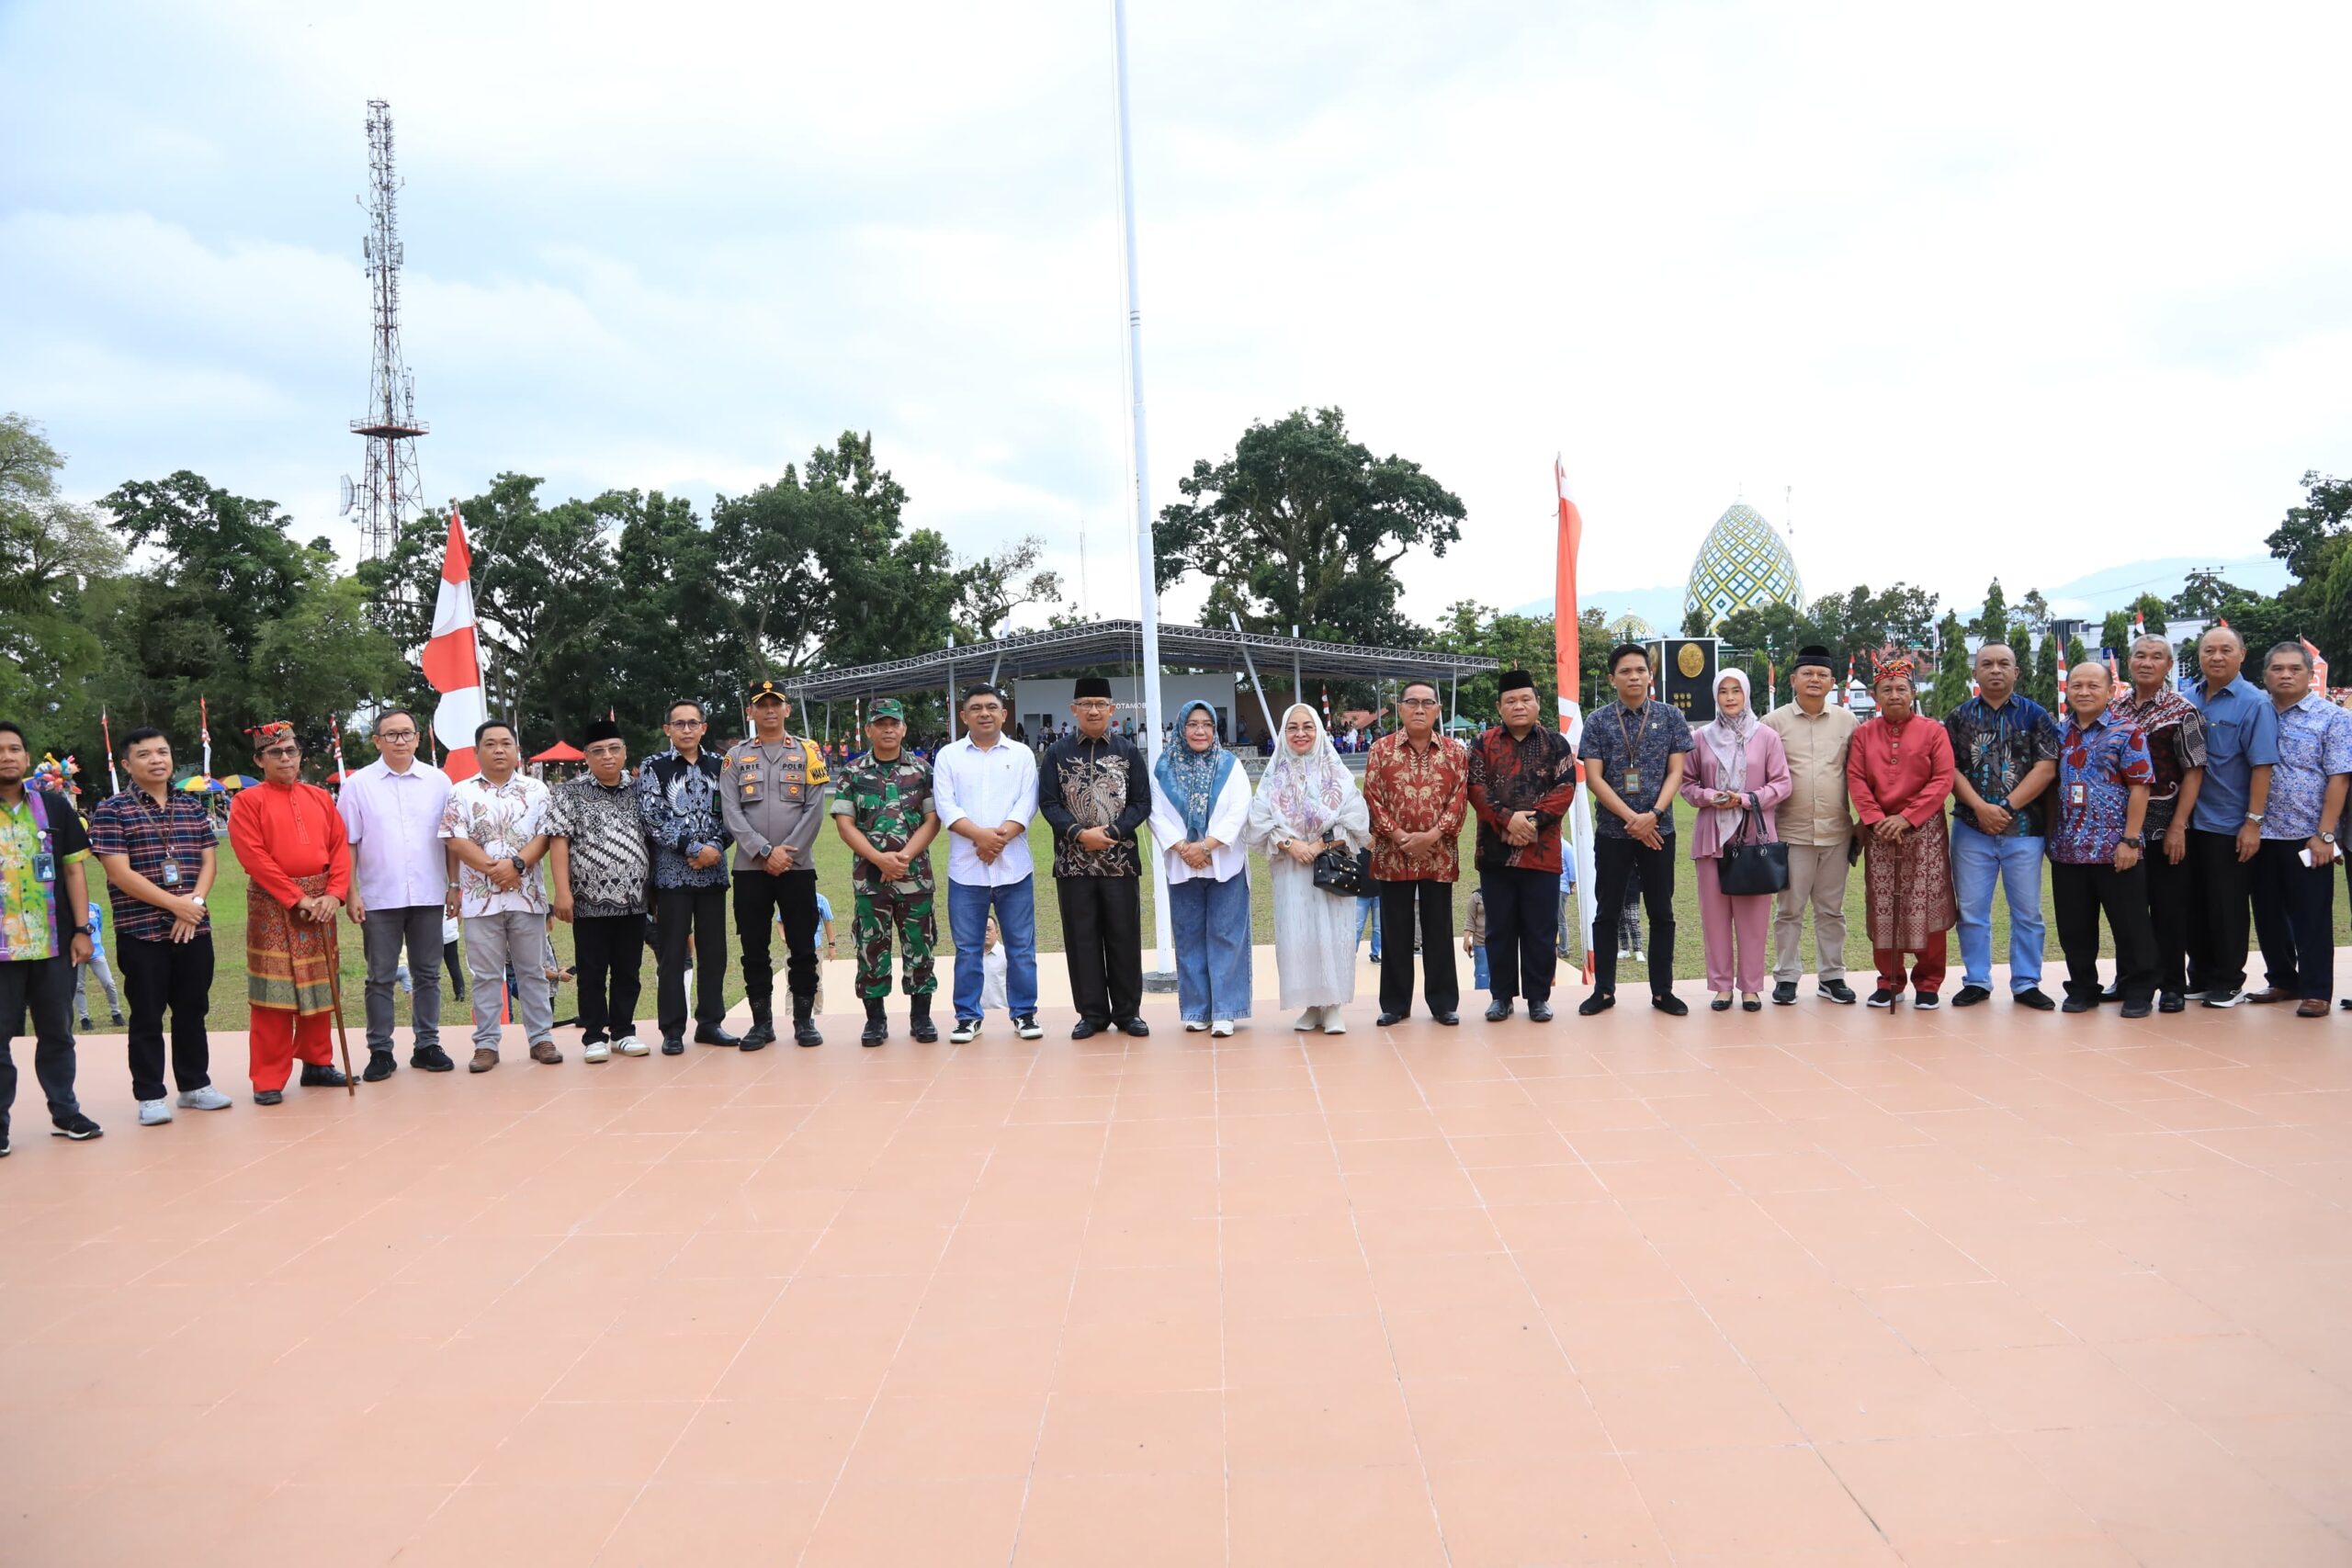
1554 457 1600 984
422 503 489 782
1767 660 1778 710
2301 636 2328 694
198 694 211 781
101 709 119 795
1842 653 1854 707
330 714 349 787
2050 626 2068 717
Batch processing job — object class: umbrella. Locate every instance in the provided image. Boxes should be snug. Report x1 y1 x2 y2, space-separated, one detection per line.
177 775 224 793
223 773 258 790
530 740 585 763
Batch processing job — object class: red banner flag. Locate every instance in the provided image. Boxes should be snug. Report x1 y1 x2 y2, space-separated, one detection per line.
1554 457 1598 982
424 504 488 782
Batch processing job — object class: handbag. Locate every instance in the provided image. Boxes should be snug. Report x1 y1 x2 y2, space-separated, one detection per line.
1715 805 1790 897
1309 834 1372 897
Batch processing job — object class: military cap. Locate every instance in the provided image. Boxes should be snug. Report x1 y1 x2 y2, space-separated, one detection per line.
867 698 906 721
747 678 789 705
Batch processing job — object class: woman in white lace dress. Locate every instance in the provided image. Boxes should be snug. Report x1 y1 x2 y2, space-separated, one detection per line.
1246 704 1371 1033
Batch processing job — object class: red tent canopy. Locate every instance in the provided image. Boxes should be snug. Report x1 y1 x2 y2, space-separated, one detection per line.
530 740 584 763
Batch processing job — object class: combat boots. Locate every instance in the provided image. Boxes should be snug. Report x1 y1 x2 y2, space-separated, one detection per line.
740 1005 776 1052
860 998 888 1047
792 994 823 1047
908 993 938 1043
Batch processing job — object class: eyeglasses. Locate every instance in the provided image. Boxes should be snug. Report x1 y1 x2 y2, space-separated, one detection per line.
667 718 706 728
260 746 300 760
377 729 418 741
1399 697 1439 708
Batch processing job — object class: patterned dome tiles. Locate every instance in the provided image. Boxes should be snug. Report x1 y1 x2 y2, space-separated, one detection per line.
1684 503 1804 633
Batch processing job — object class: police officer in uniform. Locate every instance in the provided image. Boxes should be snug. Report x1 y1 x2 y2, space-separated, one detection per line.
830 699 943 1045
720 681 831 1047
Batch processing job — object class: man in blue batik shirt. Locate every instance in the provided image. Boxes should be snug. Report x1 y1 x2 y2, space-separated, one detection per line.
1943 642 2061 1010
636 698 737 1055
2246 641 2350 1016
2184 626 2278 1008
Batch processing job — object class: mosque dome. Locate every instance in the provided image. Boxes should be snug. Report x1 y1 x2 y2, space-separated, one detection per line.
1683 503 1804 633
1605 613 1656 644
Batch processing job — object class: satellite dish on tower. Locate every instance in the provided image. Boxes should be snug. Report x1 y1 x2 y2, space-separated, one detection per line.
339 475 356 515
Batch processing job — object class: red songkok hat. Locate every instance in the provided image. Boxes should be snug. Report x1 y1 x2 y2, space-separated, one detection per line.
246 721 296 748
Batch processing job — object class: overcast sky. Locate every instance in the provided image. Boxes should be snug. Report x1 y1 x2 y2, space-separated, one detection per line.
5 0 2346 631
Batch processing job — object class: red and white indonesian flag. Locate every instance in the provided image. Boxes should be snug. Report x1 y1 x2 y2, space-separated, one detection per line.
422 504 487 783
1555 457 1599 982
2302 636 2329 694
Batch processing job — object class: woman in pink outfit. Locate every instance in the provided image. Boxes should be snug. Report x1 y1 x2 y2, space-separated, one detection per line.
1680 670 1793 1010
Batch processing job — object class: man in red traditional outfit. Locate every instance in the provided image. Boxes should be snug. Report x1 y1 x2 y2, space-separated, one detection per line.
1847 661 1958 1010
226 723 351 1103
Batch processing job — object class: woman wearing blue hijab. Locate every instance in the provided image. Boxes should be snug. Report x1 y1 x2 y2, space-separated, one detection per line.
1147 700 1253 1035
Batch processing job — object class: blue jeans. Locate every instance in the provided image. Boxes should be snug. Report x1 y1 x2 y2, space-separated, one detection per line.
948 876 1038 1023
1356 896 1381 962
1170 874 1253 1022
1951 819 2045 991
1473 946 1490 991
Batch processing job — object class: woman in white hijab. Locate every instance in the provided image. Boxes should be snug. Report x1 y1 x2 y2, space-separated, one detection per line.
1678 668 1792 1011
1245 703 1371 1032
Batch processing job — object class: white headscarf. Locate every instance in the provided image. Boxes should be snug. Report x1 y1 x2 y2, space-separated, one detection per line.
1704 669 1758 837
1257 703 1355 838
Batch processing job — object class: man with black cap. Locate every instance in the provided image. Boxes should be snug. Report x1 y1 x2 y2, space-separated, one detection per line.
1762 646 1860 1004
1465 669 1579 1021
545 718 653 1062
721 680 831 1048
831 698 942 1045
1039 677 1153 1038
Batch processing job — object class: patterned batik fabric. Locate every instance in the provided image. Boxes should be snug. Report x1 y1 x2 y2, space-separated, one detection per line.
2052 714 2156 865
440 773 551 917
636 750 732 890
1041 734 1148 878
2264 694 2352 841
854 883 937 998
247 872 336 1015
1943 695 2064 838
1573 701 1691 845
87 787 218 942
829 753 936 894
543 775 651 918
0 786 89 963
2107 689 2207 836
1861 810 1956 950
1363 732 1470 883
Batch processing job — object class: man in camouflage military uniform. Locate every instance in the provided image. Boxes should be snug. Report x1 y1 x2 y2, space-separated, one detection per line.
830 699 944 1045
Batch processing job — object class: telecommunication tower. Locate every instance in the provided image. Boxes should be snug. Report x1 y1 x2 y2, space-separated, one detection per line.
345 97 427 560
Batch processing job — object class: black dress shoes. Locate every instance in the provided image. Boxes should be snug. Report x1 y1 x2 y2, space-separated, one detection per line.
1118 1018 1150 1038
1070 1020 1102 1040
1577 993 1613 1017
1651 994 1689 1016
660 1036 685 1055
1484 999 1514 1022
695 1024 742 1048
1375 1011 1407 1027
299 1063 348 1089
1432 1011 1458 1026
1527 999 1555 1022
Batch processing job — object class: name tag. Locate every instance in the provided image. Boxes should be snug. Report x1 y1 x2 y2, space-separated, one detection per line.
2070 783 2086 807
1623 770 1640 794
160 860 182 887
33 852 55 882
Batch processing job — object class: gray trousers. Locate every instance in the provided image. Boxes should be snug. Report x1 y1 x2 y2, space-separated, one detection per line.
363 904 443 1054
74 948 121 1018
462 908 554 1050
1772 840 1852 982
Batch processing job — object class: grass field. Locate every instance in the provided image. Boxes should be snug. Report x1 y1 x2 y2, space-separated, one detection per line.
74 796 2308 1035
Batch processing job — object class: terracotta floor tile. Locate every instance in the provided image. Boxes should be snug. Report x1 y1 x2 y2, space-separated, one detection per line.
13 997 2350 1560
1227 1463 1449 1567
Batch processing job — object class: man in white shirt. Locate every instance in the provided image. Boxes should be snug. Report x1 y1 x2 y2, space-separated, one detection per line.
341 709 456 1079
437 719 555 1072
930 685 1042 1043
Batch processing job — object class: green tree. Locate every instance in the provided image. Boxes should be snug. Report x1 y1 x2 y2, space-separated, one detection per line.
1154 407 1464 647
1972 579 2009 645
2266 469 2352 580
1928 612 1972 715
1809 582 1940 661
2018 589 2052 633
2031 628 2062 711
2171 568 2233 622
2128 593 2168 637
956 534 1063 640
2099 610 2132 656
0 414 121 753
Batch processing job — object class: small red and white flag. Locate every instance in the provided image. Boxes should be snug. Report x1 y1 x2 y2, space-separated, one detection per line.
422 504 489 782
1841 654 1854 706
330 714 349 786
2302 636 2329 694
101 709 119 795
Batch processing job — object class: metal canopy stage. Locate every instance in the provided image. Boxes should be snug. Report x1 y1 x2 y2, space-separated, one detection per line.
791 619 1498 702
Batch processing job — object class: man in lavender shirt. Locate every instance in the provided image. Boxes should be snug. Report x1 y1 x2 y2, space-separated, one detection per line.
342 710 456 1078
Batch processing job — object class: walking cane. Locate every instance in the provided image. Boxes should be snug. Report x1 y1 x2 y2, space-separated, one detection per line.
325 916 357 1097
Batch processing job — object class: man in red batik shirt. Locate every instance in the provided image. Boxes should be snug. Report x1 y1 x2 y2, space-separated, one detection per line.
1364 680 1470 1028
226 723 352 1103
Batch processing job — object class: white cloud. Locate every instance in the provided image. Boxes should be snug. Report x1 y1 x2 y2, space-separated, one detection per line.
2 0 2346 634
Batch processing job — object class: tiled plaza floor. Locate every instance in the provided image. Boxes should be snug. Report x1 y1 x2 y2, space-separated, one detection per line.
6 962 2352 1565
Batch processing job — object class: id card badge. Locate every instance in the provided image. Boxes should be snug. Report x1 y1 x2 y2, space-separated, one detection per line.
1622 770 1641 795
2069 784 2086 807
32 851 56 883
160 860 182 887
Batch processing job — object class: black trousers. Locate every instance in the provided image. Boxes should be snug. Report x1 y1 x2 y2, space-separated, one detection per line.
2184 828 2256 996
734 868 819 1018
1057 874 1142 1025
0 954 80 1139
573 913 647 1043
2250 839 2336 1001
654 886 729 1038
1480 864 1560 1004
2141 827 2195 997
2051 860 2156 1006
1591 836 1677 998
119 932 214 1100
1377 878 1460 1017
445 939 467 1000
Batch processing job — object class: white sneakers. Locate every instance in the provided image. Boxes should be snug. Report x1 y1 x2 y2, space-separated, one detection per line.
1183 1020 1210 1032
138 1099 172 1125
1210 1019 1235 1038
1013 1015 1044 1041
1295 1008 1322 1032
177 1086 232 1111
582 1039 611 1064
951 1019 982 1044
613 1034 650 1057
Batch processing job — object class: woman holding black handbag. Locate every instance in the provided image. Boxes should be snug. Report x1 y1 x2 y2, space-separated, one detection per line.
1246 704 1370 1034
1680 670 1792 1011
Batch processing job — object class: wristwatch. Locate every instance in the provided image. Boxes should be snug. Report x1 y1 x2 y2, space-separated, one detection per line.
2324 832 2338 846
509 855 528 874
2246 813 2266 826
188 894 207 909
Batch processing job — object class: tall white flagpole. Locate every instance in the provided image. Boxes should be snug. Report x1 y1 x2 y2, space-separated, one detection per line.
1114 0 1174 983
